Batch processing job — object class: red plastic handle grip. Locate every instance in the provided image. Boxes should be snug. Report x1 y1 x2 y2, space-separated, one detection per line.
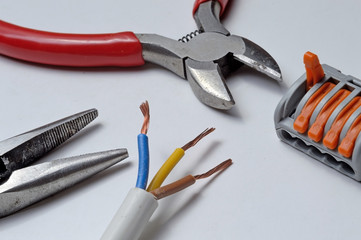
0 20 144 67
193 0 229 16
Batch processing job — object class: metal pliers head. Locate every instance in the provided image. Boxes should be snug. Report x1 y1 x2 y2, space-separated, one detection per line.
138 0 282 109
0 110 128 218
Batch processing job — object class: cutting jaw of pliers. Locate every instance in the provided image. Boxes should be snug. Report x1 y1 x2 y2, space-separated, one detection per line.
138 0 282 109
0 0 282 110
0 109 128 218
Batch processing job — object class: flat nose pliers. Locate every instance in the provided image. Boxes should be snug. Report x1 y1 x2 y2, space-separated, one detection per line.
0 0 282 110
0 109 128 218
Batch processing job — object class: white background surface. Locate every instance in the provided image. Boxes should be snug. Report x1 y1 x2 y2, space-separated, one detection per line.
1 0 361 239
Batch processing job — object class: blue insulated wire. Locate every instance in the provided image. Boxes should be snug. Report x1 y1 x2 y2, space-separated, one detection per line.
136 134 149 189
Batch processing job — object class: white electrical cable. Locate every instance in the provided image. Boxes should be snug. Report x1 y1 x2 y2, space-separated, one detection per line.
100 188 158 240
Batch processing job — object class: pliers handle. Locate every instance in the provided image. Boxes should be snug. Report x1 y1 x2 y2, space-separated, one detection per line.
0 0 227 68
0 20 144 67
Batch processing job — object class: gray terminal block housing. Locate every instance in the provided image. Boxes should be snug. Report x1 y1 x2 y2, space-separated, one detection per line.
274 64 361 181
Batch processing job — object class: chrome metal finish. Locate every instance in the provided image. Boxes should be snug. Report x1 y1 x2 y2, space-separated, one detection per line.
234 38 282 82
193 1 230 36
137 34 187 78
0 149 128 218
186 59 234 109
0 109 130 217
138 1 282 109
0 109 98 182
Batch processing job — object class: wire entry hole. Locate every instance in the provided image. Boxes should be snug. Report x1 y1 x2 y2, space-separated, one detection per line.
280 130 355 176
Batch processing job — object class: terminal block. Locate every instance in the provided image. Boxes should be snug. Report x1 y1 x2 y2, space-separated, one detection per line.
275 52 361 181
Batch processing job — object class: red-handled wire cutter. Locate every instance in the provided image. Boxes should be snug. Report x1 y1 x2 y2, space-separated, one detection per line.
0 0 282 110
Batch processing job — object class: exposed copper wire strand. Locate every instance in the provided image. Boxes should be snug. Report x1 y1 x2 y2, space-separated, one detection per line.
194 159 233 180
146 127 214 192
151 159 232 200
140 101 150 134
181 128 215 151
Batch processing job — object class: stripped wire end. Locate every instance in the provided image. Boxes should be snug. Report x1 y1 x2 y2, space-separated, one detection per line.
181 127 215 151
194 159 233 180
151 159 233 200
140 101 150 135
146 127 215 192
136 100 150 189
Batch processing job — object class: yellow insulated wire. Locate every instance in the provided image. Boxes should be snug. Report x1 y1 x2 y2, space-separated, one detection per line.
146 128 215 192
146 148 185 191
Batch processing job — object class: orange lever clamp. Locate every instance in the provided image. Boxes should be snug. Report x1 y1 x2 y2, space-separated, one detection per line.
275 52 361 181
304 51 325 90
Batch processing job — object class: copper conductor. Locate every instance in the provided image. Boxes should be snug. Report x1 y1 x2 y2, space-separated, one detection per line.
194 159 233 179
181 128 215 151
140 101 150 134
151 159 232 200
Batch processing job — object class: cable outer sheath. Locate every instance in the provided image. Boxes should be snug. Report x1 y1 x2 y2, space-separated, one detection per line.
151 175 196 200
0 20 145 67
136 134 149 189
100 188 158 240
146 148 185 191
